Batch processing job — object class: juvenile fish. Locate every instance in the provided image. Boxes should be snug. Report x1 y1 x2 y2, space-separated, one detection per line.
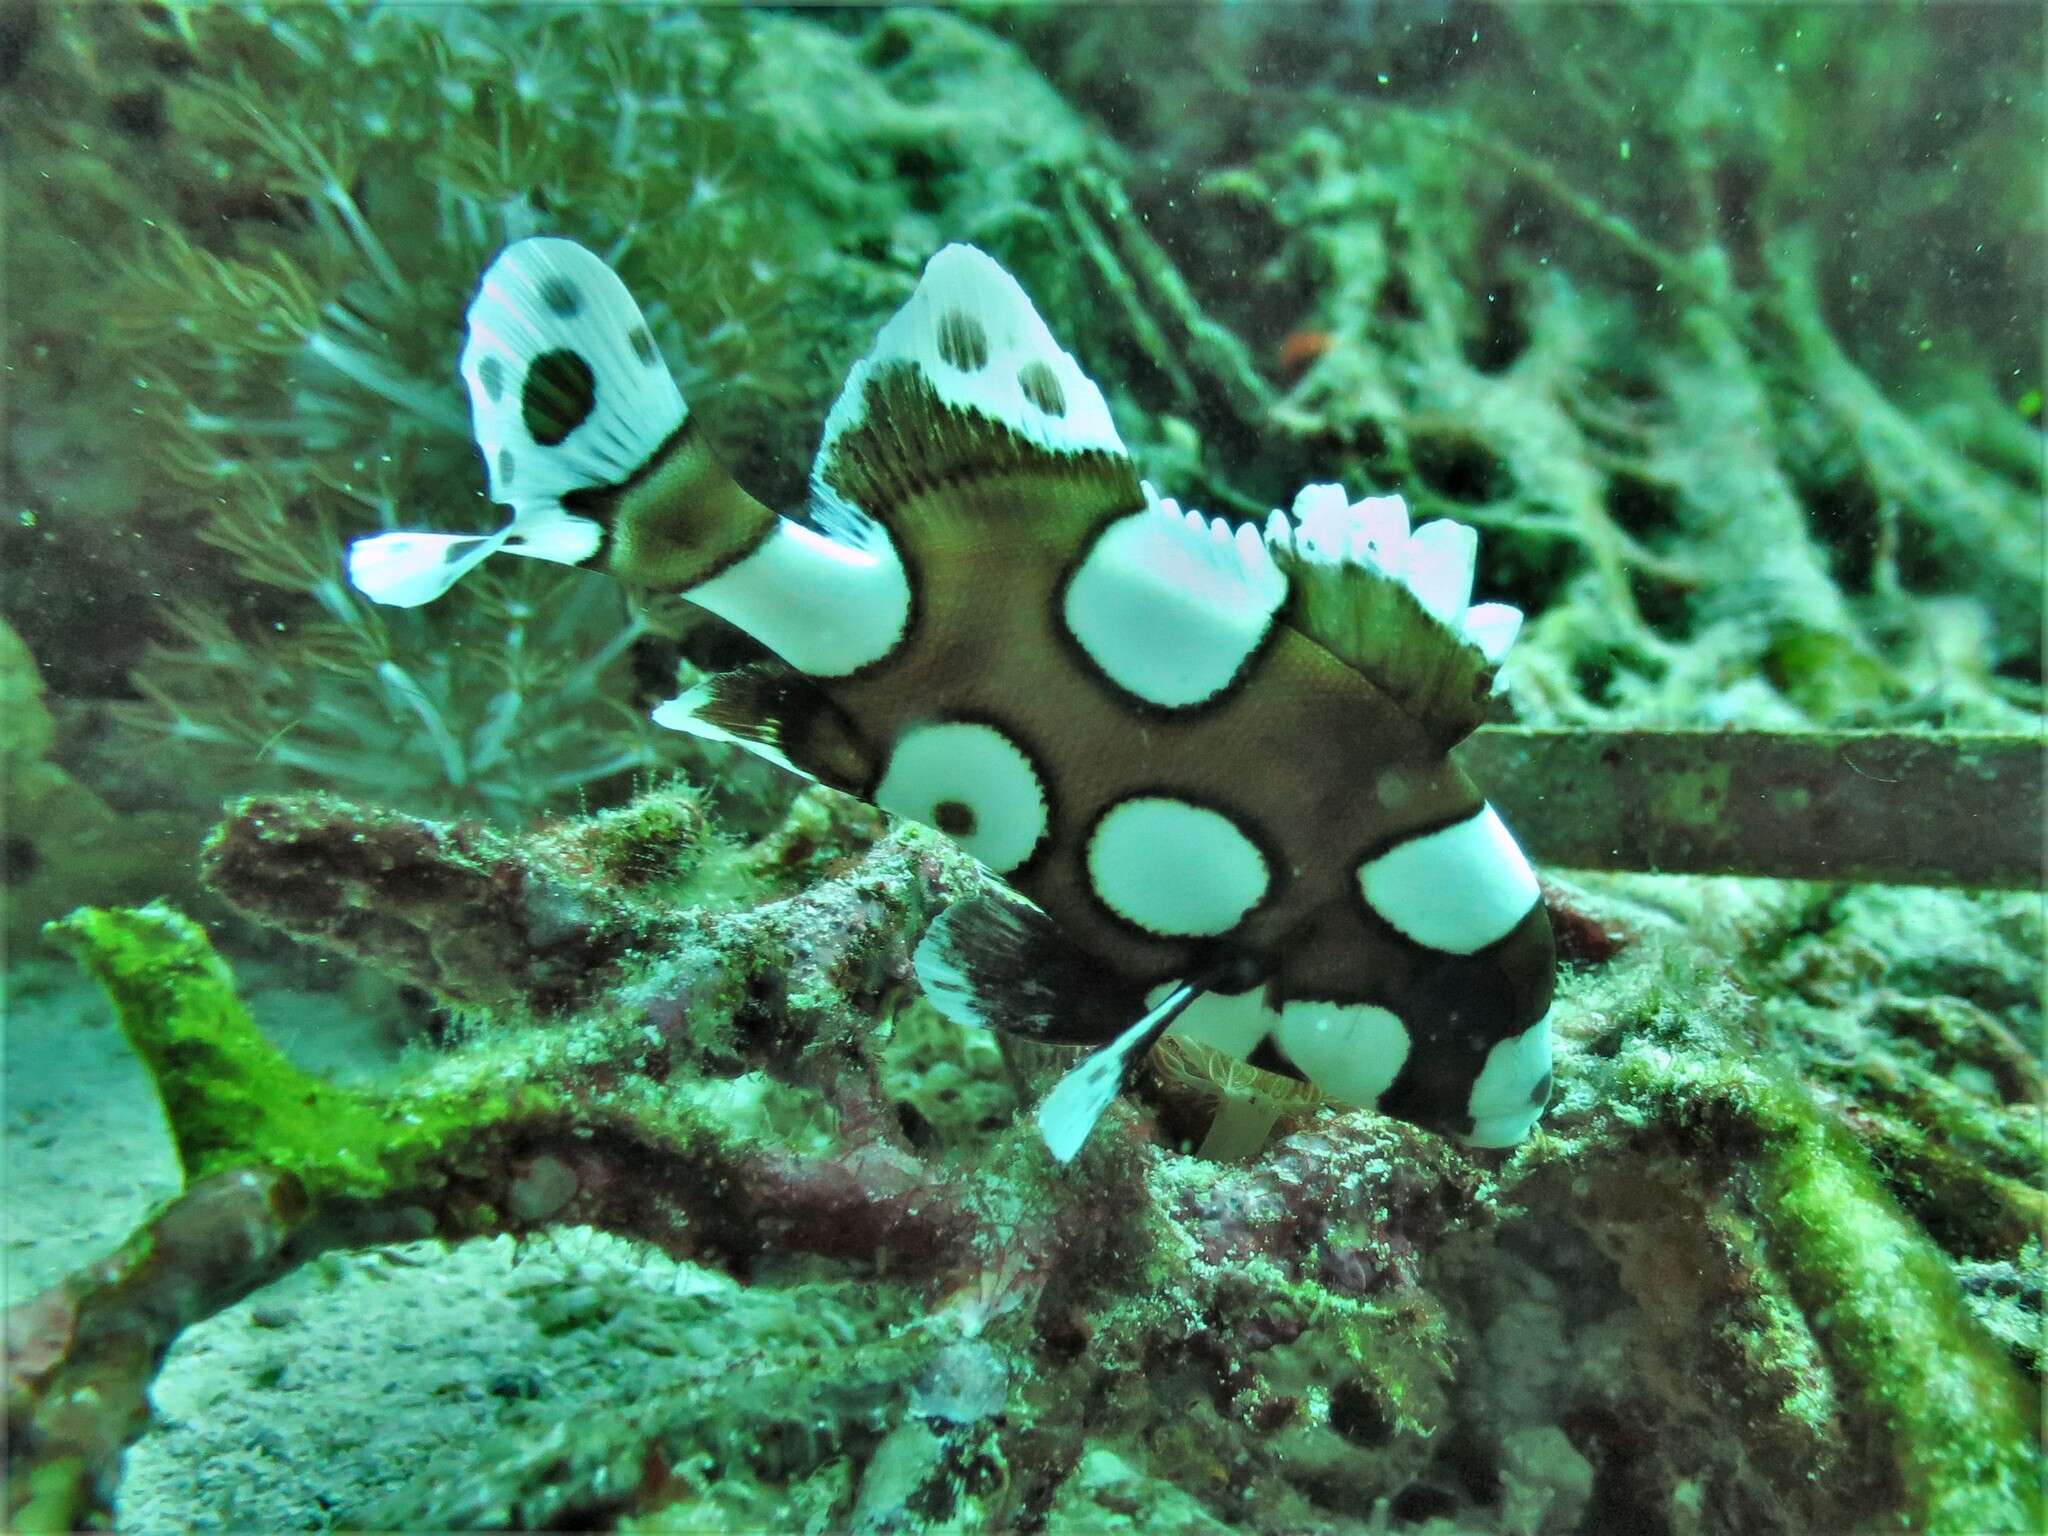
349 239 1555 1161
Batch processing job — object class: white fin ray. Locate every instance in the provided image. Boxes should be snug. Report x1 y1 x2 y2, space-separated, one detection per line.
1265 484 1522 746
347 506 602 609
1284 485 1410 571
461 237 686 509
347 529 510 609
650 679 811 781
1134 483 1287 616
350 237 679 609
1460 601 1523 665
1403 518 1478 624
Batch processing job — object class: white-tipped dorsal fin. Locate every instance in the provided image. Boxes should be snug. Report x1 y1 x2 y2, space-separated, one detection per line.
826 244 1127 462
810 244 1142 551
1266 485 1522 747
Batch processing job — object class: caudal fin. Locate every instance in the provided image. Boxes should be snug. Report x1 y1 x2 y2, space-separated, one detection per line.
348 237 686 607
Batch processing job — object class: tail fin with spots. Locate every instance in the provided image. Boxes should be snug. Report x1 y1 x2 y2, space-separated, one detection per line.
348 237 696 607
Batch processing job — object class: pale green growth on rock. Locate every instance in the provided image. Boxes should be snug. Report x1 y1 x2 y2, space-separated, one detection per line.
42 903 524 1201
877 999 1018 1153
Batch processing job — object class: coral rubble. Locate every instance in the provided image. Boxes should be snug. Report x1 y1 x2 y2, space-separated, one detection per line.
11 786 2041 1533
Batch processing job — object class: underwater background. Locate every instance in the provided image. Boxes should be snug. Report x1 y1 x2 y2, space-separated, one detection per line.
1 2 2042 1532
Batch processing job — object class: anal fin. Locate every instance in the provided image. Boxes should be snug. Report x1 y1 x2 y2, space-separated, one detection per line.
651 662 874 790
917 897 1259 1162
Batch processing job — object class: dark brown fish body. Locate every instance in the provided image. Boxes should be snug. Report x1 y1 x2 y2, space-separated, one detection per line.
348 238 1557 1160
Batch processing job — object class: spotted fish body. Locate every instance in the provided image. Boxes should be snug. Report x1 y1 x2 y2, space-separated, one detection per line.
349 238 1556 1162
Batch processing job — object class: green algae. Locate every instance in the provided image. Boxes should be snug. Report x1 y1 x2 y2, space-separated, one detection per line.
1609 961 2045 1536
1044 1449 1235 1535
1678 1077 2036 1533
43 902 520 1201
1760 1104 2043 1535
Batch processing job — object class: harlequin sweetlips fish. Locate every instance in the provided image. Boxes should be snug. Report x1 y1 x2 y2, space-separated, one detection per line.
347 237 1556 1163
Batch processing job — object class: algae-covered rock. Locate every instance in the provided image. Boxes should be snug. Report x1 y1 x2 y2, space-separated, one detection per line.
1045 1448 1236 1535
16 774 2045 1536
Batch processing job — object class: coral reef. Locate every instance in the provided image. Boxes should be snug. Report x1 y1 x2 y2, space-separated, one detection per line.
10 786 2041 1533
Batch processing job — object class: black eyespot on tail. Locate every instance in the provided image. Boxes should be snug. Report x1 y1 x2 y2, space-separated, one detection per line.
539 275 583 318
522 349 598 447
478 355 506 402
934 799 978 837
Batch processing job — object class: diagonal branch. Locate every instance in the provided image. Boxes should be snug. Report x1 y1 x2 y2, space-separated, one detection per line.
1461 726 2042 889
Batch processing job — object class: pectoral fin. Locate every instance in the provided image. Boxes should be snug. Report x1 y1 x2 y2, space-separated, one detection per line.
651 662 875 790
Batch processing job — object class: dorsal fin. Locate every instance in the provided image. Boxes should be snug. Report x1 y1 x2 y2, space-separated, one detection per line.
1264 485 1522 749
810 245 1143 550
